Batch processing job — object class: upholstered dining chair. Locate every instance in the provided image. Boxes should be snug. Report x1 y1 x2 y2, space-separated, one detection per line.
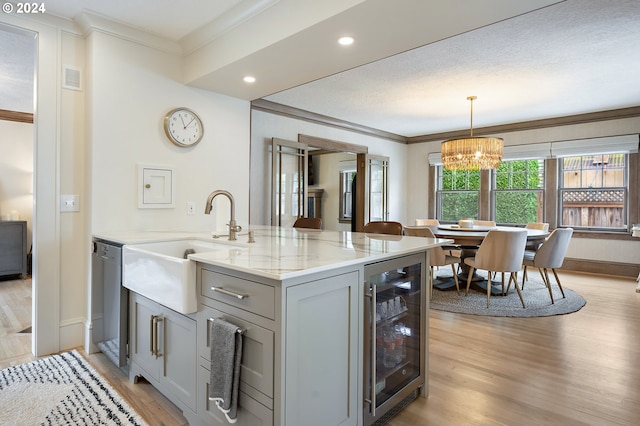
473 220 496 227
525 222 549 231
464 229 528 308
522 228 573 304
522 222 550 271
363 221 403 235
412 219 461 256
293 217 322 229
404 226 461 298
415 218 439 227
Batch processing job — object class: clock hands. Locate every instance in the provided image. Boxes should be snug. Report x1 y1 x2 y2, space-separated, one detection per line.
184 116 196 129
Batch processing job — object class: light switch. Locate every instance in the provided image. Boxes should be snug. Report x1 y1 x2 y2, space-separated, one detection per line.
61 194 80 212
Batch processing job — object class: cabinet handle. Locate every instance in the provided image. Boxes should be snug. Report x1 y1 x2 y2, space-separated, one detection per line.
364 286 377 416
211 286 248 300
149 315 155 356
153 316 163 359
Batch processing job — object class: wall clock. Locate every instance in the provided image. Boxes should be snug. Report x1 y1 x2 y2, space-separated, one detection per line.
163 107 204 147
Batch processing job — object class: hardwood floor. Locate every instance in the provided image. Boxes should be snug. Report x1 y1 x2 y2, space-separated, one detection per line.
390 271 640 426
2 271 638 425
0 276 32 367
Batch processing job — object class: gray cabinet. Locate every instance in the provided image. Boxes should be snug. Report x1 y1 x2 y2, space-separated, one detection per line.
198 268 276 425
0 221 27 278
198 264 361 426
129 292 197 412
284 270 360 426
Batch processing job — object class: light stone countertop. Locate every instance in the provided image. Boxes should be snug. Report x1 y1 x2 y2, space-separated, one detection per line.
94 225 451 281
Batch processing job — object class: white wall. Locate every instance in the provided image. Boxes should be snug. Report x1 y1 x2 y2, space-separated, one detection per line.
1 14 253 356
87 31 250 235
250 109 408 227
406 116 640 266
0 120 33 242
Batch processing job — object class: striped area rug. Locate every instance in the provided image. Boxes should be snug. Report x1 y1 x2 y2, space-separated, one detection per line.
0 350 147 425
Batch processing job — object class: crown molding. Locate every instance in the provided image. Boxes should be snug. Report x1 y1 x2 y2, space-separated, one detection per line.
251 99 407 144
253 100 640 145
180 0 279 55
407 106 640 144
74 12 181 55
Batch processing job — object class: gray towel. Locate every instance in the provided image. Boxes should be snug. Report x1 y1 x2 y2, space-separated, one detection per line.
208 318 243 423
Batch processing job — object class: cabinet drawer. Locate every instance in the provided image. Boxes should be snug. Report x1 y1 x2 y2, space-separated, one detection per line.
198 307 274 399
201 269 275 319
198 365 273 426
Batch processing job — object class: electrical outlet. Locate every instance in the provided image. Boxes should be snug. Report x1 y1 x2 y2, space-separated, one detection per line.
187 201 195 215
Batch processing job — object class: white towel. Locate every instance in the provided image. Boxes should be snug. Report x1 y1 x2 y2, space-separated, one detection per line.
208 318 243 424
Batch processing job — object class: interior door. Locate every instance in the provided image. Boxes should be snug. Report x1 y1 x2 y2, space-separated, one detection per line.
271 138 308 227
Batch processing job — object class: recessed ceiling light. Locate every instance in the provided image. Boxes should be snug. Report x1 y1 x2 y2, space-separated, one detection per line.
338 36 354 46
243 76 256 83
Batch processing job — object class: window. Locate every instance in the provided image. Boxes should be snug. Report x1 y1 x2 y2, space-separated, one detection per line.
437 168 480 221
429 135 638 235
368 157 389 222
339 166 356 222
494 159 544 224
559 153 627 229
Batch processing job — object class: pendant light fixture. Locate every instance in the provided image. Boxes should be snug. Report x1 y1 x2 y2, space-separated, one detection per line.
441 96 503 170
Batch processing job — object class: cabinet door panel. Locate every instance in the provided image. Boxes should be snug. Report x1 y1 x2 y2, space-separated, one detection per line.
198 365 273 426
285 271 360 426
201 269 275 319
162 307 197 410
198 306 274 399
131 295 158 377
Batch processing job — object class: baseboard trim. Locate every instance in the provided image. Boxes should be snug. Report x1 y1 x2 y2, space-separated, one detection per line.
562 258 640 278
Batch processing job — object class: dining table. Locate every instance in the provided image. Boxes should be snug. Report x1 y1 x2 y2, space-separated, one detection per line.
408 224 549 295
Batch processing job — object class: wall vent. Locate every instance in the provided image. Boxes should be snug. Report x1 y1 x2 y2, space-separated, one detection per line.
62 65 82 91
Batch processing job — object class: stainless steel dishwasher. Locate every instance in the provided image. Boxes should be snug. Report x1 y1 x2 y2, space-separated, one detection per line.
92 239 128 371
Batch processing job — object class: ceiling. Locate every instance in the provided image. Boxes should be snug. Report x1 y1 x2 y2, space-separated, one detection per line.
2 0 639 138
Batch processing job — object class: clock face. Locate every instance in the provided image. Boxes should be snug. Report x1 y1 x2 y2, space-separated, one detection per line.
164 108 204 147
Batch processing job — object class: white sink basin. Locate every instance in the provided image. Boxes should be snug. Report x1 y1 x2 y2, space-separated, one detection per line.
122 239 227 314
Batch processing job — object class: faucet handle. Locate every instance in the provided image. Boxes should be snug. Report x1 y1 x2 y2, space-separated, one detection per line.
247 230 255 244
229 223 242 232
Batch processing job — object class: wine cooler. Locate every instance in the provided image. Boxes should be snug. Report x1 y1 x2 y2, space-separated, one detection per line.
364 252 426 426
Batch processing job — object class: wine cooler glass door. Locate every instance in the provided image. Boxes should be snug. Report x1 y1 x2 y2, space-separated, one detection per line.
364 253 425 425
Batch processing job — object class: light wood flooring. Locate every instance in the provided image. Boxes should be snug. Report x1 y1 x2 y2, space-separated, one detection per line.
1 272 639 425
0 276 32 367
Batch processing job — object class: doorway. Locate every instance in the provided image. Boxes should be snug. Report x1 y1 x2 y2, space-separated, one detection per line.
0 23 36 365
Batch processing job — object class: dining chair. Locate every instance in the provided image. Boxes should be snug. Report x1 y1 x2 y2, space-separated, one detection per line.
522 228 573 304
363 221 403 235
404 226 461 298
523 222 550 269
464 229 528 308
412 219 461 256
415 218 439 227
525 222 549 231
293 217 322 229
473 220 496 227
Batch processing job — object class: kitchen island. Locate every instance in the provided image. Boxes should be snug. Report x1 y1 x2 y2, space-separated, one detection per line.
94 225 450 426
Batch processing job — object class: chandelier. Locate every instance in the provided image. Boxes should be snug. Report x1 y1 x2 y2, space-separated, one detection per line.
441 96 503 170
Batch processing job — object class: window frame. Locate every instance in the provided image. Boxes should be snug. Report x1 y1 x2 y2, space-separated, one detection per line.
557 153 628 231
491 159 546 226
430 152 638 238
436 167 481 223
339 169 356 222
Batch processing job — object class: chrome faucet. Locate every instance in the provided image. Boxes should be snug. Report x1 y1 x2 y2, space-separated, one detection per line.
204 190 242 241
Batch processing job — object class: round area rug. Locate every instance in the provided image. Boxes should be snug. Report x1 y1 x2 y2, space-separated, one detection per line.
430 271 586 317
